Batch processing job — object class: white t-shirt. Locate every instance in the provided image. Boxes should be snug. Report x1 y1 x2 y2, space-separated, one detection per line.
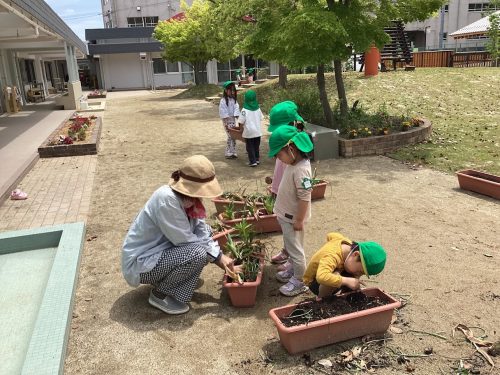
238 108 263 139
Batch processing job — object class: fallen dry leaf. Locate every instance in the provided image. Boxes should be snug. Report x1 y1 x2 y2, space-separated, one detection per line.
453 324 493 346
390 326 404 334
317 359 332 368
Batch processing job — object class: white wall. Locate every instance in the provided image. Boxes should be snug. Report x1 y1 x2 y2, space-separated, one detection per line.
405 0 490 49
101 53 147 89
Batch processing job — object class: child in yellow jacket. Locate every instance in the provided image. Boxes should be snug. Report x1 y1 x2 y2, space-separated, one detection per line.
303 232 387 298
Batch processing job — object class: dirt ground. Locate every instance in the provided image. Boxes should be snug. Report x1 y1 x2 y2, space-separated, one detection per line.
64 90 499 374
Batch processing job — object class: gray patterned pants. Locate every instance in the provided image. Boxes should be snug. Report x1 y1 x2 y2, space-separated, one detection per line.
140 244 209 303
222 118 237 157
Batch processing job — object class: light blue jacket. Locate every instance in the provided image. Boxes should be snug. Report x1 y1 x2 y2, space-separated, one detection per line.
122 186 220 287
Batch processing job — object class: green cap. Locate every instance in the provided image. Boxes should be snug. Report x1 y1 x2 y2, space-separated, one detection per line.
268 125 313 157
268 101 304 132
223 81 234 89
358 241 386 277
243 90 259 111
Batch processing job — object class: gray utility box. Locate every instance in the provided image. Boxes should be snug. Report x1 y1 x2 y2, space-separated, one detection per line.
306 123 339 160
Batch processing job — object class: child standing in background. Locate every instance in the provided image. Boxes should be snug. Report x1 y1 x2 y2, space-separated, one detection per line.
238 90 263 167
268 125 314 296
219 81 240 159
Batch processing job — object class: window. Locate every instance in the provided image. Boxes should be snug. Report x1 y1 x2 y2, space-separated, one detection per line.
127 17 143 27
153 59 180 74
153 58 166 74
166 61 179 72
468 3 499 12
127 17 159 27
444 5 449 12
442 32 447 41
144 17 159 27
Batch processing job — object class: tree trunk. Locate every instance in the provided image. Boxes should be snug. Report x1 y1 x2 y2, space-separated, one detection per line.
193 61 207 85
316 64 334 128
278 64 287 88
334 59 348 118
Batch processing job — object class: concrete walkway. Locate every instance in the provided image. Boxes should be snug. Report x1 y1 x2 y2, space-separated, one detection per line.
0 93 110 231
0 99 73 201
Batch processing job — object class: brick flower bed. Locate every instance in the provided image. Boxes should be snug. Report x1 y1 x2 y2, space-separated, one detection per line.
339 118 431 157
38 116 102 158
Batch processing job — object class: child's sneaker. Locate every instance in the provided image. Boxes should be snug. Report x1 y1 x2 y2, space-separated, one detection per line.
279 277 308 297
271 249 289 264
248 162 258 167
148 291 190 314
277 259 292 272
276 268 293 283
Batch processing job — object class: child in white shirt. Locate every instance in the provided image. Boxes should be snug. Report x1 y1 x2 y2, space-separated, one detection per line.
219 81 240 159
238 90 263 167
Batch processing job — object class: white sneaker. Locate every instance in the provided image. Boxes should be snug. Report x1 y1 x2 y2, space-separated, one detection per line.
148 291 190 314
279 277 308 297
276 268 294 283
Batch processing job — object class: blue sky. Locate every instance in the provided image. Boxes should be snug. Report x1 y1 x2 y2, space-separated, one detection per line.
46 0 103 42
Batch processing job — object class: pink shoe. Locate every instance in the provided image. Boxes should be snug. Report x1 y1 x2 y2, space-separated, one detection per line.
277 260 292 272
271 249 289 264
10 189 28 200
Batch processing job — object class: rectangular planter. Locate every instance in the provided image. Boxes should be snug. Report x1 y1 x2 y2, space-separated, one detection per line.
266 180 328 200
223 258 264 307
212 197 263 214
212 228 235 251
456 169 500 200
269 288 401 354
218 211 281 234
38 117 102 158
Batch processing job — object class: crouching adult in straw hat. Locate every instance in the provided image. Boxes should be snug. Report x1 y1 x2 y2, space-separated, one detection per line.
122 155 240 315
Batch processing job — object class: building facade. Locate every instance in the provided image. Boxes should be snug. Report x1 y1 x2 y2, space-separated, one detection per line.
405 0 499 51
87 0 273 90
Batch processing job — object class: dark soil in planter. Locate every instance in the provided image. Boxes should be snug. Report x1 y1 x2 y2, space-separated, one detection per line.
280 292 388 327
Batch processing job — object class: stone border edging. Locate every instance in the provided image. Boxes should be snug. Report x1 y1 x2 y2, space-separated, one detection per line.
339 118 431 157
38 117 102 158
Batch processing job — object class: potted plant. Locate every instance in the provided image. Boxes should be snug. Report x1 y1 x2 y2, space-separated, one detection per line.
456 169 500 200
218 197 281 234
266 168 328 200
223 220 266 307
210 219 235 251
212 190 264 214
253 196 281 233
268 288 401 354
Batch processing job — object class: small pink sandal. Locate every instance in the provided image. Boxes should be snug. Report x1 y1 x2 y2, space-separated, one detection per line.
10 189 28 200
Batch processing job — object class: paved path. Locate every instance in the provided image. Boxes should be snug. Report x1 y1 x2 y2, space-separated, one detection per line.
0 100 73 201
0 155 96 231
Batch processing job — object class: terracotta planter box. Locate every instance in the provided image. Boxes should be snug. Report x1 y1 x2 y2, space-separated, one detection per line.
223 258 264 307
212 197 263 214
212 228 235 251
87 91 107 99
266 180 328 200
456 169 500 200
269 288 401 354
38 117 102 158
227 127 245 142
218 211 281 234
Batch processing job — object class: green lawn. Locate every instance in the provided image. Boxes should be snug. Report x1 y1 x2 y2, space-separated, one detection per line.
252 68 500 175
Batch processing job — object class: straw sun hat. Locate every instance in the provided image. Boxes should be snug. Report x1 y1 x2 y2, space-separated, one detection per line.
169 155 222 198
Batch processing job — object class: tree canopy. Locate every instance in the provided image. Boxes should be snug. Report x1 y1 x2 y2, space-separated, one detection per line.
153 0 239 84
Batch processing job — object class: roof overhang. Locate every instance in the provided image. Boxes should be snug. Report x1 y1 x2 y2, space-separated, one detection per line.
0 0 87 59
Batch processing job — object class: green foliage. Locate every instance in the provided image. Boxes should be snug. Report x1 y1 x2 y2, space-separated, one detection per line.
262 195 275 216
223 201 235 220
153 0 239 83
232 219 255 247
485 9 500 66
